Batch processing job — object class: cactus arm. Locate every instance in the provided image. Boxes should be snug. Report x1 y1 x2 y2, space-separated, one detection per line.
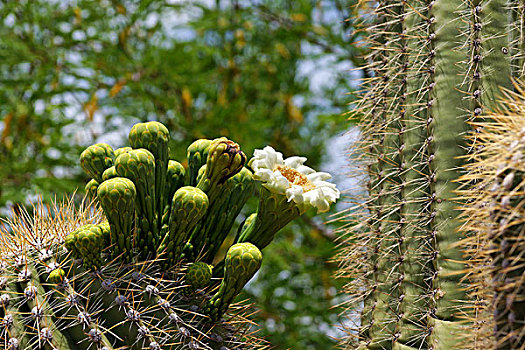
76 269 143 348
459 97 525 349
514 0 525 78
37 256 114 350
16 260 74 349
2 273 30 350
395 1 436 347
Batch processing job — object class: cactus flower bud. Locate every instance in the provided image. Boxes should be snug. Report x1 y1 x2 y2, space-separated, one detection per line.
205 243 262 321
80 143 114 183
187 139 212 186
85 179 99 201
205 137 246 185
185 262 213 291
97 177 136 261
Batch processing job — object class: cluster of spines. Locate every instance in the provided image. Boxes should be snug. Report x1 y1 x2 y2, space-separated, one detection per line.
0 198 268 349
458 83 525 349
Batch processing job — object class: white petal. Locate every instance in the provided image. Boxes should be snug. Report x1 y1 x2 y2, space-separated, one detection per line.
284 156 307 169
272 171 291 189
303 188 330 213
286 185 304 203
306 172 332 182
296 165 316 175
252 146 284 170
253 168 273 182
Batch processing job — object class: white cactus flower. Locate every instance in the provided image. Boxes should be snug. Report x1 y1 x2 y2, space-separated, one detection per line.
251 146 340 213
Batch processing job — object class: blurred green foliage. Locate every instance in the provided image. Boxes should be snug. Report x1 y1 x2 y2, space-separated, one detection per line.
0 0 360 348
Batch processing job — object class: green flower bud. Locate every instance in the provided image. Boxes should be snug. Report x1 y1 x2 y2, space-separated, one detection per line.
97 177 136 261
67 224 107 270
185 262 213 290
205 243 262 321
114 146 132 158
98 222 112 247
129 121 170 224
115 148 157 259
102 166 118 181
166 160 186 204
80 143 114 183
158 186 209 267
187 139 212 186
85 179 99 200
205 137 246 185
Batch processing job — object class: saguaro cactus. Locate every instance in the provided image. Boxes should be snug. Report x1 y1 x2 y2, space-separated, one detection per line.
339 0 523 349
0 121 340 349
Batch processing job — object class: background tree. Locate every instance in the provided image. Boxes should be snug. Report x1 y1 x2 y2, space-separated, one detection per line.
0 0 361 348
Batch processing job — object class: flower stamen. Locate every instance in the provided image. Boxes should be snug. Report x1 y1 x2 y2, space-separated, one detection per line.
275 165 315 192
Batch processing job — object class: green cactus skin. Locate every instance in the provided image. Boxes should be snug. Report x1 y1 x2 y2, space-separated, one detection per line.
205 243 262 322
187 138 212 186
394 2 435 348
84 178 99 201
185 262 213 291
426 0 471 346
157 186 209 268
129 121 170 228
80 143 114 183
115 148 158 259
97 177 136 261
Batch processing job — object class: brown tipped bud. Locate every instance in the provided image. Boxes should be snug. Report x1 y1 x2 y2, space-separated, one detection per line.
206 137 246 184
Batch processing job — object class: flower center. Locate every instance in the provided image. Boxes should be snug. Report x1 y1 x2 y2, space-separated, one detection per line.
275 165 316 192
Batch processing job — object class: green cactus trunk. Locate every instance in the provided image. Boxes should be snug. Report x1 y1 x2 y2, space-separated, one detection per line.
341 0 521 347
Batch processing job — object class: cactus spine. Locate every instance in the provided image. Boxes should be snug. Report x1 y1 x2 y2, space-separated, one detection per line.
340 0 523 348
